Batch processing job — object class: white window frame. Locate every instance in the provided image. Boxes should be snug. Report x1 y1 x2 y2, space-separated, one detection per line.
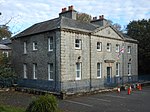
48 63 54 81
116 63 120 76
23 64 27 79
116 44 120 52
48 37 53 51
127 46 131 54
76 62 81 80
75 39 81 49
2 51 9 57
33 42 38 51
97 63 102 78
33 63 37 79
107 43 111 52
128 63 131 76
97 42 102 51
24 41 27 54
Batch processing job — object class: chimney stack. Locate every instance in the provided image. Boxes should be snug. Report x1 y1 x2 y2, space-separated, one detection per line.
101 15 104 19
93 17 97 20
68 5 74 11
91 14 108 26
62 7 67 12
59 5 77 20
99 15 104 20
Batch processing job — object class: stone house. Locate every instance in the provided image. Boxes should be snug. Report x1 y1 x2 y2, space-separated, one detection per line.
0 38 12 58
11 6 138 93
0 44 11 58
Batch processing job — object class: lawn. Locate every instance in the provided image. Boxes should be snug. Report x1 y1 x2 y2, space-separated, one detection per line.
0 104 25 112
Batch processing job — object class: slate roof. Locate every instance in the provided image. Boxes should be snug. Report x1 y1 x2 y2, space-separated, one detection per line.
0 44 11 50
13 17 100 38
12 16 137 43
0 38 12 45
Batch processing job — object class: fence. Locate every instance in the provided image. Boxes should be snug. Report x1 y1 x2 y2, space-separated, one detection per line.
104 75 149 87
0 77 17 88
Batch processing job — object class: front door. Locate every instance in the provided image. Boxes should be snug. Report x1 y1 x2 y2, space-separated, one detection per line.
107 67 112 83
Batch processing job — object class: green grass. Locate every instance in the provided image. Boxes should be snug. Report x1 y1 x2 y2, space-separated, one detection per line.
0 104 25 112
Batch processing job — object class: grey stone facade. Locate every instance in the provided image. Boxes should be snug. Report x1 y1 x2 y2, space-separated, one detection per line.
11 6 138 93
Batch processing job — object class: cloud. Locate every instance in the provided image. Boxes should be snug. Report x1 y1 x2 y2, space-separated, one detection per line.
0 0 150 34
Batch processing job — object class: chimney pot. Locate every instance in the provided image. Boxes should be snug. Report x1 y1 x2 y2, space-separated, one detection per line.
68 5 74 11
102 15 104 19
62 7 67 12
64 7 67 11
99 16 102 19
93 17 97 20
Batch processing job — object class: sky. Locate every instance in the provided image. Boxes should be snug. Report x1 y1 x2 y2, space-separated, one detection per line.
0 0 150 35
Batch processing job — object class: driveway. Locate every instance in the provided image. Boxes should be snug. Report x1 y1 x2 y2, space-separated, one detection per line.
0 86 150 112
59 86 150 112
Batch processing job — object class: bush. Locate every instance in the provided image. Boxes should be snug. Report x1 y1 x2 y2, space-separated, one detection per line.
26 94 59 112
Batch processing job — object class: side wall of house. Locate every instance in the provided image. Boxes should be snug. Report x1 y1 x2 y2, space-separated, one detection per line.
60 30 91 93
122 42 138 82
12 31 61 92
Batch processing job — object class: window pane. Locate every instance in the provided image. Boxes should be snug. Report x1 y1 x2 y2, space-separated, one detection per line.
116 44 120 52
97 63 101 78
107 43 111 51
24 42 27 54
116 63 119 76
76 63 80 70
76 63 81 80
48 63 53 80
33 42 38 50
75 39 81 49
97 42 100 49
77 71 80 78
128 46 131 53
23 64 27 78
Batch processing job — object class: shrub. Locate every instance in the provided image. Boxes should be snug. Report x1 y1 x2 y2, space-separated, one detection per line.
26 94 59 112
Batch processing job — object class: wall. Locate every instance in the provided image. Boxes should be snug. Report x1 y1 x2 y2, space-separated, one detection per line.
12 31 61 92
60 30 91 92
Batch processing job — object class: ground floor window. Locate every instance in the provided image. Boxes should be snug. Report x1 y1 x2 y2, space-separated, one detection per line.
97 63 102 78
48 63 54 80
116 63 120 76
23 64 27 78
128 63 131 75
76 62 81 80
33 63 37 79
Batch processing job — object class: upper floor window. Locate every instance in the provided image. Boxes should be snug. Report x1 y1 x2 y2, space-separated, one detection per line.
75 39 81 49
33 63 37 79
127 46 131 54
33 42 38 51
48 63 54 80
24 41 27 54
97 42 102 51
107 43 111 52
76 62 81 80
97 63 102 78
48 37 53 51
23 64 27 79
2 51 9 57
116 44 120 52
116 63 120 76
128 63 131 75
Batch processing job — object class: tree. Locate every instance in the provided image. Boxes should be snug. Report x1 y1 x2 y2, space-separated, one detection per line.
0 13 12 39
0 25 12 39
113 23 121 31
77 12 92 22
126 19 150 75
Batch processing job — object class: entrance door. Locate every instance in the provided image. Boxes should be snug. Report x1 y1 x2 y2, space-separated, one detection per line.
107 67 112 83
